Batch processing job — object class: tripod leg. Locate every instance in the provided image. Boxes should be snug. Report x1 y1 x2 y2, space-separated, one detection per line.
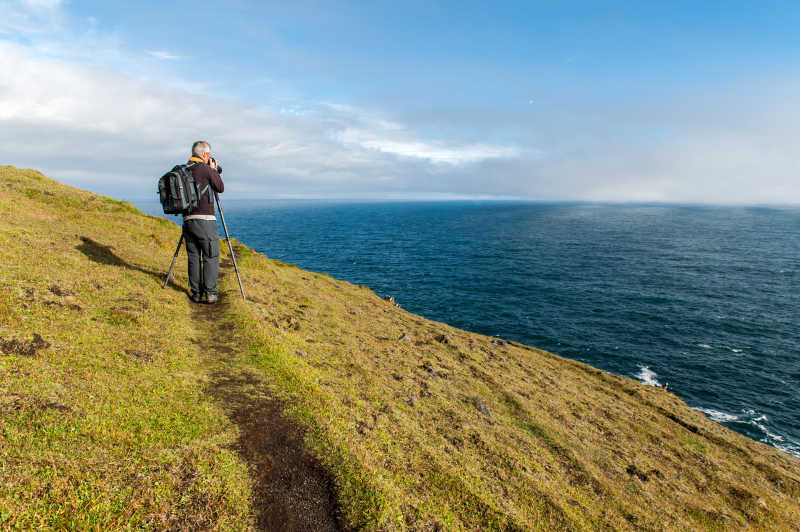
163 234 183 289
214 192 246 301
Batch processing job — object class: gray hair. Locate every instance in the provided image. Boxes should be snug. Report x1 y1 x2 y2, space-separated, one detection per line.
192 141 211 157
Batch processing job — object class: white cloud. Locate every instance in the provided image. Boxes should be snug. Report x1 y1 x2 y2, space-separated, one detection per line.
21 0 61 9
146 50 180 61
0 41 518 199
0 0 63 35
336 128 519 165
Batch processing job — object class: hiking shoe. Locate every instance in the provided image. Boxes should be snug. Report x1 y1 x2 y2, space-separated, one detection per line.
206 293 219 304
190 292 203 303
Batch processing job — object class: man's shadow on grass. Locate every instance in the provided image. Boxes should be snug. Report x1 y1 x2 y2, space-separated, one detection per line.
76 236 185 293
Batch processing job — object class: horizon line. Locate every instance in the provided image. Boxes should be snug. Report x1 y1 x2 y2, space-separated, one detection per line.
122 195 800 208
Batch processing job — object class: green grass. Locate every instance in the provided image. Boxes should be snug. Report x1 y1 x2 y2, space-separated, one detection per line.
2 165 800 530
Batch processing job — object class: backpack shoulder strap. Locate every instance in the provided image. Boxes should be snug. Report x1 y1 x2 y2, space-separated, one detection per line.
183 162 213 202
198 183 213 202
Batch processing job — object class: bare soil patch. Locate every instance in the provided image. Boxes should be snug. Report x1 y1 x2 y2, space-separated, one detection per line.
207 370 342 531
0 333 50 357
191 262 343 531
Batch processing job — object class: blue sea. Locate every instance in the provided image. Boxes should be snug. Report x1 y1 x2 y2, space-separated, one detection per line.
135 200 800 457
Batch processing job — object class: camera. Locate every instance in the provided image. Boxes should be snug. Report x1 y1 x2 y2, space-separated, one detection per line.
210 157 222 175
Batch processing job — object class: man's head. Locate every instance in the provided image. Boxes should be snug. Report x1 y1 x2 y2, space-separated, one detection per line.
192 141 211 163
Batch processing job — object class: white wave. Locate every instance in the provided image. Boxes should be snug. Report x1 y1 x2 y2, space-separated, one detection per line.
751 420 785 442
731 348 743 353
696 407 800 458
698 343 713 349
775 442 800 458
746 413 797 455
695 407 740 423
635 366 661 386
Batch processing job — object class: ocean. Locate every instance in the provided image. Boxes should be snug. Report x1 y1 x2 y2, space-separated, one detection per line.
135 199 800 457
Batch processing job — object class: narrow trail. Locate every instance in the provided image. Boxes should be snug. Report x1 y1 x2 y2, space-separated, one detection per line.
191 258 343 531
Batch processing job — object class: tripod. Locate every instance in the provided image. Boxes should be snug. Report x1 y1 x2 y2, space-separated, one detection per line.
163 192 246 301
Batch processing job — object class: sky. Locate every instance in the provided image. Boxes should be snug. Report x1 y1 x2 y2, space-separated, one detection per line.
1 0 799 203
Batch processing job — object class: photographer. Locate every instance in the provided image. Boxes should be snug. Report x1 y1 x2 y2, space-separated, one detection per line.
184 140 224 304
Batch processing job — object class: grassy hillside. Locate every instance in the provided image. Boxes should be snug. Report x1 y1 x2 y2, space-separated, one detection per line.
1 165 799 530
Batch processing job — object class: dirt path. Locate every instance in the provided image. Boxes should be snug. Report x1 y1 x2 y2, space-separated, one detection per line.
192 259 343 531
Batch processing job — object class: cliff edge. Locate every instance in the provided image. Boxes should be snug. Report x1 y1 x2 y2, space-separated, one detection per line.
1 166 799 530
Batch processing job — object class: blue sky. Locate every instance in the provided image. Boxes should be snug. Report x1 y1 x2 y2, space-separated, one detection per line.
1 0 799 202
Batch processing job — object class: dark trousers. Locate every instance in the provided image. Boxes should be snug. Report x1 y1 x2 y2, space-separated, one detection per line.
183 219 220 296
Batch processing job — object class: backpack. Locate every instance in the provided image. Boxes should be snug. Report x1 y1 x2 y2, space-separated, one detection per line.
157 163 213 215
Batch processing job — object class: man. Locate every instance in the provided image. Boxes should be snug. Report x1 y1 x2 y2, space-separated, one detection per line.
184 140 224 304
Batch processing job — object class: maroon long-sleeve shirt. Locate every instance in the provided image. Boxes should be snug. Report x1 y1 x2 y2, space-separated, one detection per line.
185 157 224 218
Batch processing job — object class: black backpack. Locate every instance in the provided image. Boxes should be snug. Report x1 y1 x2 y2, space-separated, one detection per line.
157 163 212 215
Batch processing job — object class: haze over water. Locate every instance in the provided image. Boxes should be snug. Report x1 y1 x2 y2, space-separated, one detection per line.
140 200 800 457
